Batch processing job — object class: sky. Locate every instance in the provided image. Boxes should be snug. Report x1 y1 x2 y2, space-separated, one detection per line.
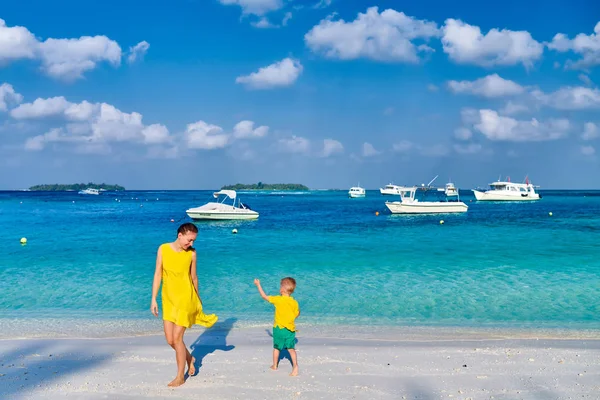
1 0 599 190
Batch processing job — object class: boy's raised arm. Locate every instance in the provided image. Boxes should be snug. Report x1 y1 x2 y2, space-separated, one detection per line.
253 278 270 302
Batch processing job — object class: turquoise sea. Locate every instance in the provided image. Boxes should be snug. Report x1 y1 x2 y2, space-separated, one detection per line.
1 189 599 338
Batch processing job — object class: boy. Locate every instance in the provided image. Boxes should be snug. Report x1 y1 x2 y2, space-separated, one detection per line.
254 277 300 376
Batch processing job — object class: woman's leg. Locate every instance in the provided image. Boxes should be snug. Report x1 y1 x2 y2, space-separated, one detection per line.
163 321 195 386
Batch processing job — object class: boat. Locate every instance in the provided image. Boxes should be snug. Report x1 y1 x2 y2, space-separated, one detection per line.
472 177 540 201
185 190 259 220
379 183 403 195
78 188 100 195
385 186 468 214
444 182 458 197
348 185 366 198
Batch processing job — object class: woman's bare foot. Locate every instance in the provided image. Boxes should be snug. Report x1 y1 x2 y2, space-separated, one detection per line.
289 367 298 376
167 376 185 387
270 364 278 371
187 357 196 376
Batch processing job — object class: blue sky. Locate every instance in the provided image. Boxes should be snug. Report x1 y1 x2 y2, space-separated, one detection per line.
1 0 599 189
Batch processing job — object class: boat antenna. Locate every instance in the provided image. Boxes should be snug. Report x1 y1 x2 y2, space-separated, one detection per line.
427 175 439 187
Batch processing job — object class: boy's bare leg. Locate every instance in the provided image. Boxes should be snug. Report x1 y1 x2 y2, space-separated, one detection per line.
271 349 280 370
288 349 298 376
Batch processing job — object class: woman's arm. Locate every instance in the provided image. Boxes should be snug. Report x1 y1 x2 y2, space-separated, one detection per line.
150 246 163 317
190 250 202 304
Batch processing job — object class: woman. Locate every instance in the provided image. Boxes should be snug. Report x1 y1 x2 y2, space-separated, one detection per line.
151 222 218 387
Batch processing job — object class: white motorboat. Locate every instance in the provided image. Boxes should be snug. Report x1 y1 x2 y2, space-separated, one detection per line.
348 185 366 198
78 188 100 195
444 182 458 197
385 186 468 214
379 183 403 195
472 177 540 201
186 190 259 220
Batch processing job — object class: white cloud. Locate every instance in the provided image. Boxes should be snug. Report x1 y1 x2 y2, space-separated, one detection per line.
362 142 380 157
421 144 450 157
252 17 276 28
278 135 310 154
469 109 570 142
392 140 414 153
447 74 525 98
282 12 292 26
321 138 343 157
185 121 229 150
141 124 170 144
548 22 600 69
453 143 482 154
0 18 124 80
218 0 284 16
0 83 23 111
427 84 439 92
531 86 600 110
454 127 472 140
441 19 543 68
579 74 592 86
233 120 269 139
236 58 303 89
581 145 596 156
312 0 332 9
10 96 71 119
500 101 529 115
127 41 150 64
582 122 599 140
304 7 439 62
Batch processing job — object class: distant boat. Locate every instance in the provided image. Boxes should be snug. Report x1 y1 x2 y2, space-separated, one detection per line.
348 185 366 198
78 188 100 195
379 183 403 195
472 177 540 201
186 190 259 220
385 186 468 214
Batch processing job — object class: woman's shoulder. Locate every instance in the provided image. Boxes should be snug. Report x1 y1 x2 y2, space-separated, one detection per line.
158 243 171 252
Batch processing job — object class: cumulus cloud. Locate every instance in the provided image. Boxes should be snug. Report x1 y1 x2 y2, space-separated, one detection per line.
233 120 269 139
454 127 472 141
465 109 570 142
447 74 525 98
305 7 439 62
127 41 150 64
581 145 595 156
218 0 284 16
278 135 310 154
582 122 599 140
530 86 600 110
441 19 543 68
362 142 381 157
500 101 529 116
0 83 23 111
236 58 303 89
548 22 600 69
321 138 344 157
185 121 229 150
0 18 143 80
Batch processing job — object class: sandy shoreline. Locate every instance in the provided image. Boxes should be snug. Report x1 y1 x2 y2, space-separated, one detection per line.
1 324 599 399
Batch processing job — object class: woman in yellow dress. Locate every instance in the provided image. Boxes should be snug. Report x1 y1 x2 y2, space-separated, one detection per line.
151 223 218 387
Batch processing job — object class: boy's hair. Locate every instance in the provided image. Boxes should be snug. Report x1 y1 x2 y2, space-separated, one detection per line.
280 277 296 294
177 222 198 235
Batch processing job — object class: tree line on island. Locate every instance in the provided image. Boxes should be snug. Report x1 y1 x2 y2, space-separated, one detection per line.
29 183 126 191
220 182 309 191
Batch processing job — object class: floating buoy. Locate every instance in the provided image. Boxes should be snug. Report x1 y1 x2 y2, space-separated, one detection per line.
20 237 27 244
439 220 444 225
232 228 238 234
72 201 75 203
549 212 553 216
170 219 175 222
375 211 379 216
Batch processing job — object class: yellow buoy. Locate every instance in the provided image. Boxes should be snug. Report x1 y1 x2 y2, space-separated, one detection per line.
232 228 238 234
549 212 553 216
20 237 27 244
375 211 379 216
440 220 444 225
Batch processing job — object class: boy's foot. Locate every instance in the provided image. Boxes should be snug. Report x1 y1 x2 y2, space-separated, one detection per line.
187 357 196 376
270 364 278 371
167 377 185 387
290 367 298 376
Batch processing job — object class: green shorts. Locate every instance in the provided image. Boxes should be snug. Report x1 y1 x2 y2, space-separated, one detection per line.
273 326 296 350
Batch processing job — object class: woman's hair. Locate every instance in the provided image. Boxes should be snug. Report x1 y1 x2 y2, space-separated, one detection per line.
177 222 198 235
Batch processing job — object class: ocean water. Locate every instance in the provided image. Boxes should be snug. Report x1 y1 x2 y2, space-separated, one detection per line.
1 189 599 338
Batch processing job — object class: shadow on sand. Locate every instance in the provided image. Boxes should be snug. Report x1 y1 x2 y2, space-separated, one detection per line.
189 317 236 374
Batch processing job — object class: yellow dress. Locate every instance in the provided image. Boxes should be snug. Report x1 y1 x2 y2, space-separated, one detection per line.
160 243 218 328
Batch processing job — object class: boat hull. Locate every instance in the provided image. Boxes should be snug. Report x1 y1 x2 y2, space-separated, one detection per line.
380 189 401 195
385 201 468 214
186 211 259 220
472 190 540 201
349 193 366 198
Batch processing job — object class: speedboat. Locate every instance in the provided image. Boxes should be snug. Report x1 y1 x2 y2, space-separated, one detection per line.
348 185 366 198
186 190 259 220
444 182 458 197
385 186 468 214
379 183 403 195
472 177 540 201
78 188 100 195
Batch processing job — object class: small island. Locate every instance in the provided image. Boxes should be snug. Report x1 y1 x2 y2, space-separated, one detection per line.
220 182 309 191
29 183 126 191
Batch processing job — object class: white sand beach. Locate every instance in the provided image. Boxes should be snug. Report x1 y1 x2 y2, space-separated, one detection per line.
1 322 599 400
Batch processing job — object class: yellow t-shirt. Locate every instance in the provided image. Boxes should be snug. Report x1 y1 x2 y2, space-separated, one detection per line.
268 295 299 332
